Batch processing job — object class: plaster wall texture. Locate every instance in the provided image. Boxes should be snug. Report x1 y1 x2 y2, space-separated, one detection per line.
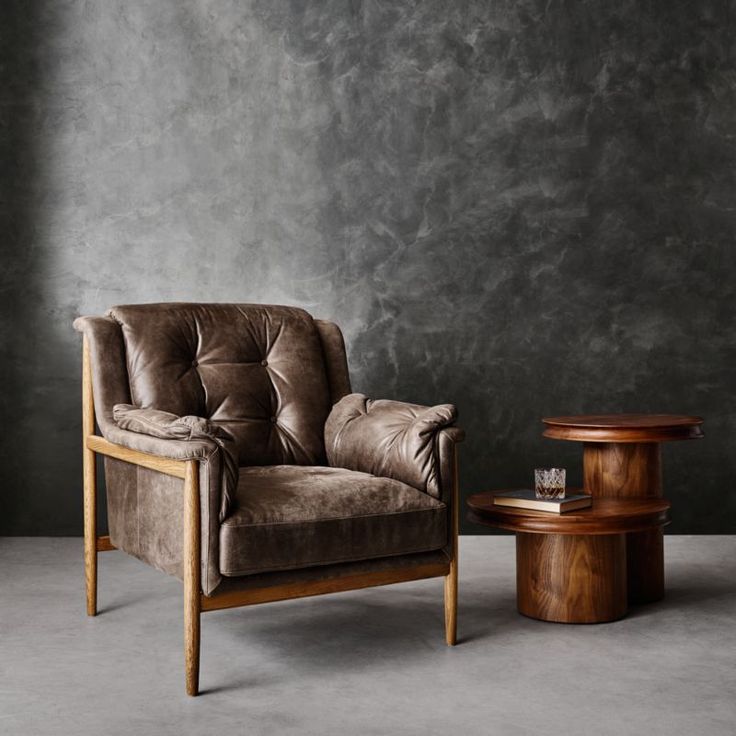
1 1 734 533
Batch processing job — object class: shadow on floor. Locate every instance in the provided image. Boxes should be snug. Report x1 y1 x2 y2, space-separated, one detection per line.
627 578 736 620
203 580 527 675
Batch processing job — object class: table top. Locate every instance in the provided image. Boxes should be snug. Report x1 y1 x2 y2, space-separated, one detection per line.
466 491 671 535
542 414 704 443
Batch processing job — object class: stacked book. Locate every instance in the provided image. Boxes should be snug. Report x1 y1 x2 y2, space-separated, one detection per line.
493 490 592 513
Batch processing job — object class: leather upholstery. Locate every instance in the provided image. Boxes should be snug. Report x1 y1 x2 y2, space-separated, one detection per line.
113 404 239 521
104 458 185 579
314 319 351 403
101 440 227 595
435 426 465 506
325 393 459 499
108 303 332 467
220 465 447 576
75 303 463 596
73 316 131 434
113 404 234 443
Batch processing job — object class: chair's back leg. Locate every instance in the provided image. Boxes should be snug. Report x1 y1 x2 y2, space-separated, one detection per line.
183 460 201 696
444 445 459 645
82 336 97 617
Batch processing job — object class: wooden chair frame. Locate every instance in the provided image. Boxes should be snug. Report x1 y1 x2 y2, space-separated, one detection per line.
81 336 459 696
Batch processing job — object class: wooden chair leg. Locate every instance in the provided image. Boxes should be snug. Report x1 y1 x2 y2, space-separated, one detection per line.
82 337 97 617
444 444 459 645
183 460 201 696
444 559 458 645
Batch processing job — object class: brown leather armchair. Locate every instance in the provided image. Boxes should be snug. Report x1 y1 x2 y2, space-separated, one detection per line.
74 303 464 695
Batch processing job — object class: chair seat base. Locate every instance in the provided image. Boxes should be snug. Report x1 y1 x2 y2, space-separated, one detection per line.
203 552 451 612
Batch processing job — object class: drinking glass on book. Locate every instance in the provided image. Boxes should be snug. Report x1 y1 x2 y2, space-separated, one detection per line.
534 468 565 499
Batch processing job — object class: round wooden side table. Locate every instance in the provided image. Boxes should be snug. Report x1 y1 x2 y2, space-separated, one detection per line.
542 414 703 603
467 494 671 623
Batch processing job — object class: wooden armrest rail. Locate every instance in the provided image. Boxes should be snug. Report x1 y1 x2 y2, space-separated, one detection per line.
86 435 189 479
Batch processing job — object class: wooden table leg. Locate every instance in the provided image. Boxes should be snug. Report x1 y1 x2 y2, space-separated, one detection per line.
583 442 664 604
516 533 627 624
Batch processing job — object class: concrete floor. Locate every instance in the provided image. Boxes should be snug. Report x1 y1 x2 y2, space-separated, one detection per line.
1 536 734 736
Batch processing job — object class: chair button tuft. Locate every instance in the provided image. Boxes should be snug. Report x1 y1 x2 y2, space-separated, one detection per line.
261 359 268 367
191 360 198 368
270 416 278 424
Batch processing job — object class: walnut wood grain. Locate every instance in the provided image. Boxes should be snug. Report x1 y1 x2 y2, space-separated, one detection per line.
583 442 664 603
583 442 662 497
466 494 670 535
542 414 703 443
543 414 703 604
516 533 627 623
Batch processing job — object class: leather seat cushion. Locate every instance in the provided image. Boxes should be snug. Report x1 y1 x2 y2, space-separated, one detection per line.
220 466 448 576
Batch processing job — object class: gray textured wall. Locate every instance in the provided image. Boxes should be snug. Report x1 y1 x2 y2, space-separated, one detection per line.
2 1 735 535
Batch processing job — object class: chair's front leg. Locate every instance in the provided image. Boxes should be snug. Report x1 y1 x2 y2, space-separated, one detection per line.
444 444 459 645
82 337 97 617
444 561 458 645
183 460 201 696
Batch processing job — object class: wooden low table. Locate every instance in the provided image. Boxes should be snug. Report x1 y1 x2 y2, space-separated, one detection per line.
542 414 703 603
467 494 671 623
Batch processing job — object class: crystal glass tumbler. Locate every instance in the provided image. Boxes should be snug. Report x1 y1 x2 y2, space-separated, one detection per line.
534 468 566 499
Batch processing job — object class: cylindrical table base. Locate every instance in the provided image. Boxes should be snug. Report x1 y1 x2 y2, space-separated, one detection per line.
583 442 665 604
516 532 627 624
626 528 664 604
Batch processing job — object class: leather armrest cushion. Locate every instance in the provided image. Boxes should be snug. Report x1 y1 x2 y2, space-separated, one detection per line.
112 404 238 519
324 393 462 498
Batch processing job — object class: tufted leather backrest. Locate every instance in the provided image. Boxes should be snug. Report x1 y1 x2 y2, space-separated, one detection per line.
107 303 333 466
